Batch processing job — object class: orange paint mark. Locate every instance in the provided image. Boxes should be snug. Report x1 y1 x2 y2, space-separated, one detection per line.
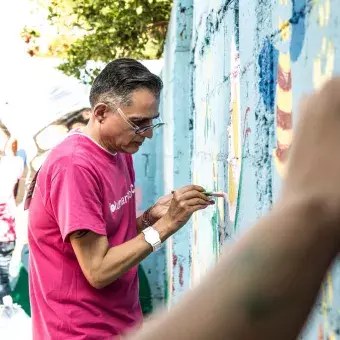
318 324 324 340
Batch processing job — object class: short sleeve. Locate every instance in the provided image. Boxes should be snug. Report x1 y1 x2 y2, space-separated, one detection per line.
50 164 107 242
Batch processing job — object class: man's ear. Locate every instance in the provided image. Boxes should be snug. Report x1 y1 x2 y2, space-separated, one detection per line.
93 103 109 123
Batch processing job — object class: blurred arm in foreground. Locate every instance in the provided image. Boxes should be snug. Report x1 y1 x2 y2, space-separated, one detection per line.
126 78 340 340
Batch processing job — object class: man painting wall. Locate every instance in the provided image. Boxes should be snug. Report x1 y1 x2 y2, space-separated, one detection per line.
27 58 214 339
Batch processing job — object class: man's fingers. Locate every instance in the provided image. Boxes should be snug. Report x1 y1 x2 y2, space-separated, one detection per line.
190 204 212 213
173 185 205 195
186 198 214 206
177 190 211 202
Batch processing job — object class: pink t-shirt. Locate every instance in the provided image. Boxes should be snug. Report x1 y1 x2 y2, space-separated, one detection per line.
28 133 142 339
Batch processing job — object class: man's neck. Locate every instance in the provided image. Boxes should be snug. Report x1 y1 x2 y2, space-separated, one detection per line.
81 124 118 156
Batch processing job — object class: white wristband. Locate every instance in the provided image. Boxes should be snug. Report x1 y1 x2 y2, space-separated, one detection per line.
142 226 162 252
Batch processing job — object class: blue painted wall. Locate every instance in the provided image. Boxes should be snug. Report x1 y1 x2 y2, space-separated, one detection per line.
155 0 340 338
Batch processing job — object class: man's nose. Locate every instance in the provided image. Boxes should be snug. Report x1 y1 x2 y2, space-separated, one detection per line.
142 129 153 139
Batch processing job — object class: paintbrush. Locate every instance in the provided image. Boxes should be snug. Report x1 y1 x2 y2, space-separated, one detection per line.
203 191 228 200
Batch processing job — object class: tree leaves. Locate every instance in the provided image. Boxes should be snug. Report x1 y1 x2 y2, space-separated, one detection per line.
23 0 172 83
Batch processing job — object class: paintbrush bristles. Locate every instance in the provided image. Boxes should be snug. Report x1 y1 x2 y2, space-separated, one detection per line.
204 191 228 200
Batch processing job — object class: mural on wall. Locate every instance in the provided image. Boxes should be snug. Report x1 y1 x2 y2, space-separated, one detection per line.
161 0 340 338
189 1 231 286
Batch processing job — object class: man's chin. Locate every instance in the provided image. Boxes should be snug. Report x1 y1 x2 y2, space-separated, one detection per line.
121 143 141 154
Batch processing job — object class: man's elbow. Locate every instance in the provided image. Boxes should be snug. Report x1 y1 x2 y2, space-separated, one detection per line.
87 271 117 289
88 278 107 289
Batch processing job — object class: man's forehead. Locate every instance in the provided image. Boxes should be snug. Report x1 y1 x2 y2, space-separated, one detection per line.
124 95 160 120
127 111 160 122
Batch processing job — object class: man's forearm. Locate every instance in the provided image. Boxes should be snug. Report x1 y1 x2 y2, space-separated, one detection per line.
82 216 172 289
127 199 339 340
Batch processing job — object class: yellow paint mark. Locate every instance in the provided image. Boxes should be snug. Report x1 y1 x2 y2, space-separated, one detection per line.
273 150 287 178
313 38 335 89
228 164 237 206
278 53 291 73
325 0 330 25
279 18 291 41
276 127 293 146
329 332 336 340
317 0 331 27
276 86 293 113
319 4 325 26
279 0 289 5
228 41 241 224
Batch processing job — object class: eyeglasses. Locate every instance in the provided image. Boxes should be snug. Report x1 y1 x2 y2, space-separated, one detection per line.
103 102 165 135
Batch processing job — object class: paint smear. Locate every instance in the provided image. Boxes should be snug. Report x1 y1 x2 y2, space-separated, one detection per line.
179 264 184 287
290 0 307 62
273 53 293 178
258 39 279 112
228 37 241 223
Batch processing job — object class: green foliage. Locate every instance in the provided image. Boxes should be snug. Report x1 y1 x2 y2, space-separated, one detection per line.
42 0 172 81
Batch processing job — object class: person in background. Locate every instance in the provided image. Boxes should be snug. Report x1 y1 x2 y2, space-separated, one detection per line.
27 58 214 339
0 138 25 302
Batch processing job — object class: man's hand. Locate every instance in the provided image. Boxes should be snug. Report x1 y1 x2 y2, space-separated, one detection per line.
160 185 214 235
144 186 214 227
147 193 173 222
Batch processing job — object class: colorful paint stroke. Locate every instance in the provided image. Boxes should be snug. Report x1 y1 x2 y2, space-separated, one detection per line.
290 0 307 62
273 52 293 178
227 37 241 223
273 3 293 178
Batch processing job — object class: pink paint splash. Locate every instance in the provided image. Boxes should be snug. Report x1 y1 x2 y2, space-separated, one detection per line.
172 254 178 267
243 107 252 139
179 264 184 287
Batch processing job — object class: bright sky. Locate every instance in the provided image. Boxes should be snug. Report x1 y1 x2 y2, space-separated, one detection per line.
0 0 90 142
